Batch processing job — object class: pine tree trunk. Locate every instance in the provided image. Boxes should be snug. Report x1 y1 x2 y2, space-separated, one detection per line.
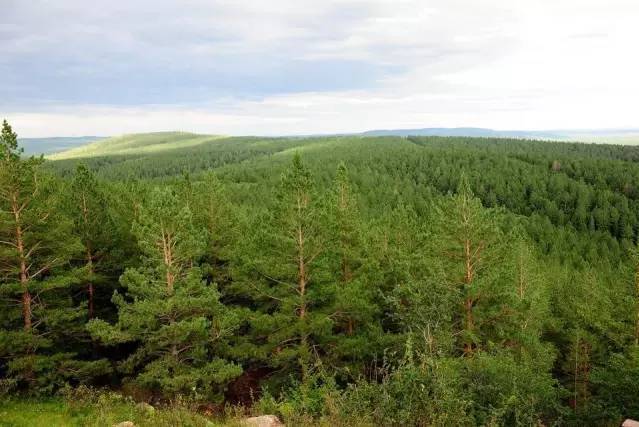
518 252 526 300
338 183 354 335
570 337 592 413
341 257 352 283
463 238 474 356
297 225 307 318
347 318 354 336
22 286 32 331
12 193 31 331
161 228 175 293
87 248 95 319
296 205 309 380
341 247 354 335
88 282 94 319
81 195 97 319
11 192 34 382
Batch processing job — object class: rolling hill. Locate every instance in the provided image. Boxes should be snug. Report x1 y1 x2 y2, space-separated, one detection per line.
45 132 639 249
46 132 224 159
18 136 105 155
361 127 563 139
361 127 639 143
31 127 639 159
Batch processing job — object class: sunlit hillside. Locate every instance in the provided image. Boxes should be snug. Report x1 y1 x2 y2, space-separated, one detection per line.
47 132 227 159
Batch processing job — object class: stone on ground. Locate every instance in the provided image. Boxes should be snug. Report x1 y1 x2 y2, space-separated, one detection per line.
244 415 284 427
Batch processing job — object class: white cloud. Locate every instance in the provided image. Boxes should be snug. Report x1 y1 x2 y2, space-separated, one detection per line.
3 0 639 136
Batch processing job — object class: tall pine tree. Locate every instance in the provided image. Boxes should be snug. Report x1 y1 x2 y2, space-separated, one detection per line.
327 162 385 372
239 153 333 382
435 175 506 355
88 187 241 398
0 120 107 393
67 164 115 319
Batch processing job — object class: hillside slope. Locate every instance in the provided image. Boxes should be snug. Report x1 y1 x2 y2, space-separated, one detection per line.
361 127 639 143
46 133 350 178
45 132 639 261
19 136 105 155
37 128 639 159
47 131 224 159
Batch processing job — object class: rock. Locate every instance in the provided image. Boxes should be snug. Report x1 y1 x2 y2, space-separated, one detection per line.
113 422 135 427
135 402 155 415
622 420 639 427
244 415 284 427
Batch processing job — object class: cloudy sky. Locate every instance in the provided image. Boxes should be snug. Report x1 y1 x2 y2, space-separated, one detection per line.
2 0 639 137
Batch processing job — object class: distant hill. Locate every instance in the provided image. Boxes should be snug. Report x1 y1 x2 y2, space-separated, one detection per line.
47 131 224 160
19 136 106 155
35 127 639 159
360 127 639 144
361 127 563 139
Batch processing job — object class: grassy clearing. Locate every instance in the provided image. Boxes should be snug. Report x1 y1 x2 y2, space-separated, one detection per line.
0 400 74 427
0 397 237 427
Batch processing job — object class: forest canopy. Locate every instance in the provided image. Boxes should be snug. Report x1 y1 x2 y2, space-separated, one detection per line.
3 122 639 425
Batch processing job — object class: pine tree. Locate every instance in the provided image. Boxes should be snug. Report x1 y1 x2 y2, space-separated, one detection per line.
332 163 359 288
187 172 236 286
88 187 241 398
435 175 507 356
551 265 625 420
240 153 332 381
0 120 106 392
506 239 554 361
591 345 639 420
328 163 385 370
385 202 455 357
67 165 114 319
330 163 364 336
0 120 42 335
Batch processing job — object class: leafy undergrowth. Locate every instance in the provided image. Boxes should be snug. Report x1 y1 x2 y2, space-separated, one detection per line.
0 386 369 427
0 391 241 427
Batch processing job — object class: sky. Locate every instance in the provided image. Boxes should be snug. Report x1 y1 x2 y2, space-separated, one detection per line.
2 0 639 137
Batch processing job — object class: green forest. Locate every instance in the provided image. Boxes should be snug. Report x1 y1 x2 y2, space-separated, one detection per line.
3 120 639 426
